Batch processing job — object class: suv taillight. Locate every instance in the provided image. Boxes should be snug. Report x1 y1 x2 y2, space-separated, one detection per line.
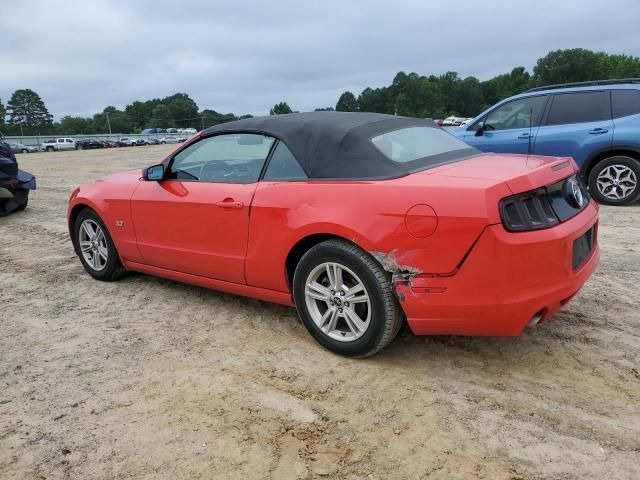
499 188 559 232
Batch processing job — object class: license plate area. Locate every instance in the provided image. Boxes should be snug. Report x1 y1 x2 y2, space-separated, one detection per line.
572 226 595 271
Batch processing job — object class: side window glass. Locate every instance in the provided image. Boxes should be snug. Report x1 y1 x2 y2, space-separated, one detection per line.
169 134 275 184
484 95 547 131
263 142 307 180
545 91 610 126
612 89 640 118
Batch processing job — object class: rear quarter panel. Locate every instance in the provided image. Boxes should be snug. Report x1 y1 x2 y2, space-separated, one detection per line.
245 175 511 292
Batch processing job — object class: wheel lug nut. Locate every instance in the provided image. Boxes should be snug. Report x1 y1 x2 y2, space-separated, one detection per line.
344 302 349 307
340 291 345 296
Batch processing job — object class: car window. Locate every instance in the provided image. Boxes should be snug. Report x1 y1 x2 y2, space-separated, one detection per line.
169 133 275 183
66 139 73 143
545 91 610 126
612 89 640 118
371 126 472 163
263 142 307 180
483 95 547 131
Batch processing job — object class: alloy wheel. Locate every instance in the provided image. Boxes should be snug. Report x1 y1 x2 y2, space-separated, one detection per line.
596 164 637 200
304 262 371 342
78 219 108 271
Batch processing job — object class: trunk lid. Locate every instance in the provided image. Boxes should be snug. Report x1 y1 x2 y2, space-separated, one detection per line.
425 153 577 194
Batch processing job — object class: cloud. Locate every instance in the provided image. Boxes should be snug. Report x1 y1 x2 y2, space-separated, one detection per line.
1 0 639 118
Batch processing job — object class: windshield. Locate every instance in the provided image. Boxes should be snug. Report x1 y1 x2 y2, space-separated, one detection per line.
371 126 476 164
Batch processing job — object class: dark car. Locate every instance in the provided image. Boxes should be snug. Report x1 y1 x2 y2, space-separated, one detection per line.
99 140 118 148
0 140 36 216
76 139 103 150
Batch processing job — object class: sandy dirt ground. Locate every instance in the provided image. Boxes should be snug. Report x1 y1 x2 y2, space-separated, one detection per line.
1 145 639 480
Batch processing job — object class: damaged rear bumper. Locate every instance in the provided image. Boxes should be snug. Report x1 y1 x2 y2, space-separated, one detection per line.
393 202 599 336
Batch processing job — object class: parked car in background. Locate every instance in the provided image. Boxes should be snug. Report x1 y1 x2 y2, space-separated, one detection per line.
145 138 160 145
7 142 38 154
158 136 179 144
141 128 162 134
76 139 103 150
41 138 76 152
452 79 640 205
99 140 118 148
166 128 178 134
117 137 137 147
0 141 36 215
459 118 473 127
182 128 197 135
67 112 598 357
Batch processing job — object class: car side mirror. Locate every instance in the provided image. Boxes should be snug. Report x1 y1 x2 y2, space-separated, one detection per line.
474 122 485 137
143 164 165 181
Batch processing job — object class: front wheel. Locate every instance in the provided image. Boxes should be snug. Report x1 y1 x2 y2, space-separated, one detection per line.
293 239 403 357
46 146 54 152
21 149 28 154
73 209 127 281
588 156 640 205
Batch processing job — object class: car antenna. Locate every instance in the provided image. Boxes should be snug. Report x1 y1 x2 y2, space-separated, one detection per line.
527 107 533 159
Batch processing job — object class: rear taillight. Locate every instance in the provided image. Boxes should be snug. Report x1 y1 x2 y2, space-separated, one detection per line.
499 188 559 232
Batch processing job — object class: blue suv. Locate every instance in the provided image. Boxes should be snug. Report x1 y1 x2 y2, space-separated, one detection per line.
452 79 640 205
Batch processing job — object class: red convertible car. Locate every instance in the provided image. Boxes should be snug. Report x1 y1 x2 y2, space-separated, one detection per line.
68 112 599 356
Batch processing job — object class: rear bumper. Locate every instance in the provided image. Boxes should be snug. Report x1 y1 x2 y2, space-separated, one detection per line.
397 201 599 336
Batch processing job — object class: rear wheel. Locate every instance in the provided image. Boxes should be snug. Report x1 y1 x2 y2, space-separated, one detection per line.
21 148 28 154
293 239 403 357
46 146 54 152
73 209 127 281
588 156 640 205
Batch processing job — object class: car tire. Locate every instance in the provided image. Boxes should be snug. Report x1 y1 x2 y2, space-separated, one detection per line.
46 146 54 152
21 149 28 154
292 239 403 357
588 156 640 206
73 209 127 281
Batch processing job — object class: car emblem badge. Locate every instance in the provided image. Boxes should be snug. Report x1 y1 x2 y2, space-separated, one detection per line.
565 177 584 209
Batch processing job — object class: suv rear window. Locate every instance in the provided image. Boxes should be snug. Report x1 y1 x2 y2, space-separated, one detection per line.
546 91 611 126
612 89 640 118
371 127 473 163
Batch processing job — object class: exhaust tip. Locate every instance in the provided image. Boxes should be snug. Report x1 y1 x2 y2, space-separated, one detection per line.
527 310 545 327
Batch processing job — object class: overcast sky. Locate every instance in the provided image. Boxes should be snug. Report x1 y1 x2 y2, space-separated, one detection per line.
2 0 639 119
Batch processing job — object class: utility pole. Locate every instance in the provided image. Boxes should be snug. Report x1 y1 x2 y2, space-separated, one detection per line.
201 116 205 131
105 112 112 135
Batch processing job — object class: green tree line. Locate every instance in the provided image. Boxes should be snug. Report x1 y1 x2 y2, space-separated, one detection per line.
2 48 639 136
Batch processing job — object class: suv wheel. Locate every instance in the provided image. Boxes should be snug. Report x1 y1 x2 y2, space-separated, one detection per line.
46 146 54 152
588 156 640 205
293 239 403 357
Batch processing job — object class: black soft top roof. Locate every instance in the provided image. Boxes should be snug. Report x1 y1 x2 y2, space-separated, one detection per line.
203 112 458 179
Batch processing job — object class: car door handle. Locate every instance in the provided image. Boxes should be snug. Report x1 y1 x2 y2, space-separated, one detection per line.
517 133 535 139
215 199 243 209
589 128 608 135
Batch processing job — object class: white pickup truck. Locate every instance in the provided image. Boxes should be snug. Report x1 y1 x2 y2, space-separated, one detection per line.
40 138 76 152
